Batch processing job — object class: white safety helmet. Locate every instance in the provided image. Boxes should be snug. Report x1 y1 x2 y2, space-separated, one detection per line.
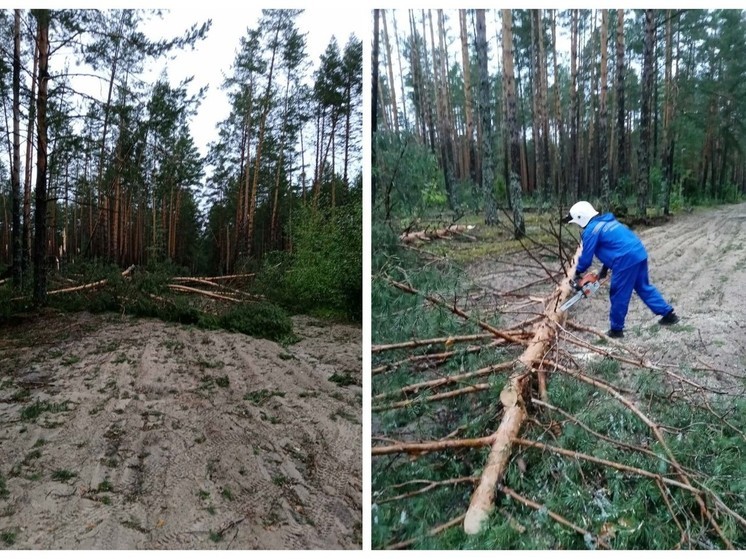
563 201 599 228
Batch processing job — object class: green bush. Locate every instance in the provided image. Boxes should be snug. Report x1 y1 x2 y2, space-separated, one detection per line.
257 198 362 321
219 301 293 342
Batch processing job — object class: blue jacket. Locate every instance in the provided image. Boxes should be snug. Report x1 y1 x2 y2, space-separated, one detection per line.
576 213 647 274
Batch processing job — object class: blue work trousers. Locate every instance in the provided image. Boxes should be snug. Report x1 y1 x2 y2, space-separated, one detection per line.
608 259 672 331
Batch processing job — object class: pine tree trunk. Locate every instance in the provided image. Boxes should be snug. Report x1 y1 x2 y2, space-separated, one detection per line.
23 39 38 274
502 9 525 239
661 9 676 215
536 10 551 205
570 9 579 202
33 9 50 307
11 9 22 287
599 10 610 209
408 11 427 145
248 22 281 256
440 11 459 181
430 10 456 211
382 10 399 135
392 11 409 131
636 9 655 218
460 9 475 183
421 10 437 153
551 10 566 201
615 9 627 191
372 9 380 204
476 9 498 226
530 13 542 201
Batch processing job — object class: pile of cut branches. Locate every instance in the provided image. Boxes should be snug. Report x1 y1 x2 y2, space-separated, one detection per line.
371 219 745 550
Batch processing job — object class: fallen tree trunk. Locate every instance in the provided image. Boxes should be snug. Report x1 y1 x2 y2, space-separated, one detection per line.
170 276 261 300
400 224 475 244
171 273 255 281
167 284 242 303
33 264 135 297
462 246 581 535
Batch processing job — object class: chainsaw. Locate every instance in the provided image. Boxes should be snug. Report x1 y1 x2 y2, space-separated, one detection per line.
560 271 605 312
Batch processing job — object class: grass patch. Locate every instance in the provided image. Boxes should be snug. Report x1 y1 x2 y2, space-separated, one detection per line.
61 355 81 366
51 470 77 482
244 389 285 405
20 400 71 422
23 449 42 463
330 408 359 423
209 531 223 543
97 479 113 493
272 475 291 488
199 375 229 390
1 531 15 546
221 487 234 501
328 372 357 387
9 388 30 402
196 358 225 370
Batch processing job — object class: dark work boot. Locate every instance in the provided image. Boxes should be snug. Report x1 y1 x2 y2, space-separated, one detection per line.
658 310 680 326
606 329 624 339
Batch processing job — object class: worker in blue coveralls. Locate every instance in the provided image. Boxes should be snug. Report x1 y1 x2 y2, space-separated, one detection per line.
562 201 679 338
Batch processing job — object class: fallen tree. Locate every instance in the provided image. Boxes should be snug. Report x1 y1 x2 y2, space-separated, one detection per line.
372 221 744 550
400 224 476 244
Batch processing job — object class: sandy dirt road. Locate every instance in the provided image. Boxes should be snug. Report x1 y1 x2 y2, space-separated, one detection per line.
0 313 361 550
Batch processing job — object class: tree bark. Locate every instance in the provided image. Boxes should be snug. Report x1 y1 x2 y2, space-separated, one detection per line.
615 9 627 190
463 246 583 534
248 21 281 255
11 9 22 287
459 9 475 183
636 9 655 218
570 9 579 201
430 10 456 210
599 10 610 209
23 37 38 274
372 9 380 204
392 11 409 131
661 9 676 215
382 10 399 135
33 9 50 307
536 10 551 205
271 74 292 249
551 10 566 201
502 10 525 239
476 9 498 226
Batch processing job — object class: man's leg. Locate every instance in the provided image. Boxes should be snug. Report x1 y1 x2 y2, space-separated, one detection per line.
633 259 673 316
608 264 637 331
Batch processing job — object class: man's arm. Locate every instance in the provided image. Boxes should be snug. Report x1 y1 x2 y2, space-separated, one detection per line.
576 227 601 275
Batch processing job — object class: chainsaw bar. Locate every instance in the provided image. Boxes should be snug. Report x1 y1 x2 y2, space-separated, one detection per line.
559 290 585 311
560 278 602 312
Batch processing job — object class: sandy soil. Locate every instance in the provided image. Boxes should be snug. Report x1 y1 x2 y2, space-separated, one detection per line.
468 203 746 394
0 312 361 550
